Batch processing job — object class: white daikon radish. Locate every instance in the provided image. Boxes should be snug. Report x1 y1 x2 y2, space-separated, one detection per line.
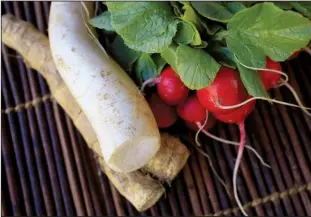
48 2 160 173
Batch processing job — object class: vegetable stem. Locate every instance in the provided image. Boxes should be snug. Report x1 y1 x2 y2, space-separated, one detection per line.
213 30 230 41
196 124 271 168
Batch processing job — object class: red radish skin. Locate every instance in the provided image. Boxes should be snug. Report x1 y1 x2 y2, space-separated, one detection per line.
213 96 256 216
140 67 189 105
185 114 216 131
177 95 207 122
156 67 189 105
257 57 311 117
213 98 256 124
197 67 247 114
260 57 282 90
147 93 178 129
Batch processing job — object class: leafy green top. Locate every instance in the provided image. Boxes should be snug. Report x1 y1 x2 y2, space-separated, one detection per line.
89 11 114 32
176 45 220 89
191 2 234 22
90 2 311 97
224 2 311 68
107 2 179 53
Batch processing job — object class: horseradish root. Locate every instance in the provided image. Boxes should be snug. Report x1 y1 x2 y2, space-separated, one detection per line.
144 133 189 181
96 156 164 212
2 13 190 211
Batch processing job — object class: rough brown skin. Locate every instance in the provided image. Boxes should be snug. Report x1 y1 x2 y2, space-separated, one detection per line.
144 133 190 182
2 14 190 211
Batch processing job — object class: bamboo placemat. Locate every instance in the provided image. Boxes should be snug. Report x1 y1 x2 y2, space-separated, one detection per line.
1 1 311 216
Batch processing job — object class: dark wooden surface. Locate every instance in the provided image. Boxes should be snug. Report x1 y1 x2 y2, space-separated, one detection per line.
1 1 311 216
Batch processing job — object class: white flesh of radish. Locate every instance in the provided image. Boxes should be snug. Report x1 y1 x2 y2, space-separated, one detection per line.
49 2 160 173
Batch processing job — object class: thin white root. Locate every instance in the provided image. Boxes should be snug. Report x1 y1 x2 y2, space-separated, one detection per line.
196 123 271 168
217 97 311 115
233 54 311 117
192 141 230 197
140 77 160 93
282 80 311 117
234 54 289 86
194 111 209 147
193 113 230 196
81 2 109 59
233 123 248 216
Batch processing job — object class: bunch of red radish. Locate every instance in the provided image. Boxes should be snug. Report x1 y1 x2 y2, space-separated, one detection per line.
147 57 283 131
146 56 285 215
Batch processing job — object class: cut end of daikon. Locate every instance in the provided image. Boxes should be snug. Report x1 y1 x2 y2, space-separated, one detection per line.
106 136 161 173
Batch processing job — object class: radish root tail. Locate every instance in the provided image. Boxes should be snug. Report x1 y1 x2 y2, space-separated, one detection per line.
196 123 270 168
233 123 248 216
282 80 311 117
194 110 209 147
231 55 311 117
193 145 230 197
218 97 311 117
194 113 230 197
234 54 289 86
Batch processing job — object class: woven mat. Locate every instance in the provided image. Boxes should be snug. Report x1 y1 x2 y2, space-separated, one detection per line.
2 2 311 216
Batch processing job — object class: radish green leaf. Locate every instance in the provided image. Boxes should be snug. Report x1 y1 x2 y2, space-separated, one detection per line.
176 44 220 90
224 2 311 68
291 2 311 18
180 5 203 46
152 54 167 74
224 2 246 13
174 21 195 44
109 36 141 70
236 62 270 98
160 44 178 72
89 11 115 32
181 4 204 32
273 2 292 10
191 2 234 22
135 53 158 84
107 2 178 53
170 2 183 16
208 44 236 69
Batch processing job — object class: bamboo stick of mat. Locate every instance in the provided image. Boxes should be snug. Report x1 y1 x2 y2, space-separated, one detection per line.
2 1 311 216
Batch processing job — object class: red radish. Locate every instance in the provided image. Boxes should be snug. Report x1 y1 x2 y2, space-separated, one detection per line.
259 57 282 90
141 66 189 105
196 67 247 114
257 57 311 117
177 95 207 122
185 114 216 131
226 57 311 118
183 94 270 209
177 95 230 194
213 96 256 216
213 97 256 124
157 67 189 105
147 92 177 128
